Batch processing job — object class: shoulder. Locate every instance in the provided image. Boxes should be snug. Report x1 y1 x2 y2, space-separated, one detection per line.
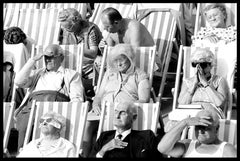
134 68 149 81
222 142 237 157
60 137 76 148
132 130 155 138
63 68 80 76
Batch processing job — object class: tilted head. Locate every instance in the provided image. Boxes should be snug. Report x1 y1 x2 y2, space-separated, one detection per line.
101 7 122 33
58 8 83 33
107 44 135 73
43 44 64 71
204 3 227 28
39 111 66 136
113 102 138 131
4 26 27 44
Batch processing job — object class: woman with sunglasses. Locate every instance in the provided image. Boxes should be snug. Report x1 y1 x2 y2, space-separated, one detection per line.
177 48 228 118
17 111 77 157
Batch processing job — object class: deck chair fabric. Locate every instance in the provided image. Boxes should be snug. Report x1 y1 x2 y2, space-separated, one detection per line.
97 101 161 139
31 44 84 75
186 119 237 148
194 3 237 37
44 3 89 20
89 3 135 31
95 45 157 99
23 100 89 156
17 8 61 46
3 102 16 153
172 44 236 119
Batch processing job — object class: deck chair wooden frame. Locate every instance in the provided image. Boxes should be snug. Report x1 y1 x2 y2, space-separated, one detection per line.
3 102 16 154
194 3 237 37
17 8 61 46
172 45 236 119
89 3 134 31
44 3 89 20
95 45 157 101
97 101 161 139
23 100 89 156
31 43 84 76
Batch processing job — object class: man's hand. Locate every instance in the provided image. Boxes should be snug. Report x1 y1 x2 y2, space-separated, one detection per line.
99 138 128 156
91 104 101 116
32 53 44 61
185 116 213 127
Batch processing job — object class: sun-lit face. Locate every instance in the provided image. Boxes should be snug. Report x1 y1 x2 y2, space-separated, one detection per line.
39 117 60 135
113 54 131 73
60 20 78 33
101 15 118 33
195 125 218 144
205 8 226 28
113 105 133 130
44 55 62 72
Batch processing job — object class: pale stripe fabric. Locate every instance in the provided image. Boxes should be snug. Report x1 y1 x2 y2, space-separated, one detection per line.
97 102 160 139
17 8 61 46
30 101 89 155
89 3 135 31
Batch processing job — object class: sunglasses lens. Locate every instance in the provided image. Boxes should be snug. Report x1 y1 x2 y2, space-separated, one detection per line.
192 62 197 67
39 118 53 124
199 62 210 69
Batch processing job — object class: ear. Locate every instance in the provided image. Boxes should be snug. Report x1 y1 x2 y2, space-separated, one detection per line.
60 55 64 62
133 114 137 121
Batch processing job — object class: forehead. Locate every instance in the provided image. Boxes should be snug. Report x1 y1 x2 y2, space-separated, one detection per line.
115 104 129 112
114 54 128 60
206 8 222 15
101 15 112 25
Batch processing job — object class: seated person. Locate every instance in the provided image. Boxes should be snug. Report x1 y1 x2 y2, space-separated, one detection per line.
14 44 84 150
177 48 228 118
192 3 236 45
158 108 237 158
58 8 103 97
18 111 77 157
82 44 150 157
90 102 161 158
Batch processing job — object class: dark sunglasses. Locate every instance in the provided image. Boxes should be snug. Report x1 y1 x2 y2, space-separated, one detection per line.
39 118 54 124
195 125 212 131
192 62 211 68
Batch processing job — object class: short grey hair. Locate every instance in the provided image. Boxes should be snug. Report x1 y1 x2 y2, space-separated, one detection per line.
58 8 82 22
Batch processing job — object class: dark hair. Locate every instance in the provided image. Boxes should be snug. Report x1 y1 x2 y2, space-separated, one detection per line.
4 27 27 44
101 7 122 24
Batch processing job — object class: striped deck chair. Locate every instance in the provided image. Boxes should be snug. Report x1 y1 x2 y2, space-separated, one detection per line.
23 100 89 156
17 8 61 46
186 119 237 148
172 45 237 119
97 101 161 139
95 45 157 101
44 3 89 20
3 102 16 154
89 3 134 31
32 44 84 76
194 3 237 36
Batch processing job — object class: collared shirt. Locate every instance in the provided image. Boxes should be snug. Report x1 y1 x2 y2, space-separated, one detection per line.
96 129 131 158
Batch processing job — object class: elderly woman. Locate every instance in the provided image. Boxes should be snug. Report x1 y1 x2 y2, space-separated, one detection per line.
58 8 103 97
192 3 236 45
177 48 229 118
17 111 77 157
158 108 236 157
82 44 150 157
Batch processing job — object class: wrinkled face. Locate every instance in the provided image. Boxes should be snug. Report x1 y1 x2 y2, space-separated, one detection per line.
113 105 133 130
60 20 78 33
44 55 62 71
39 117 61 135
205 8 226 28
195 125 218 144
113 54 131 73
101 15 118 33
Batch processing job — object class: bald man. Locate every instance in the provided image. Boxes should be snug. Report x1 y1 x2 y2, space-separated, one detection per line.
14 44 84 149
99 7 155 47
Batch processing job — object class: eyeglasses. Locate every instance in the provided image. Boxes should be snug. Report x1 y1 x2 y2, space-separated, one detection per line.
39 118 54 124
61 21 75 32
195 125 212 131
39 118 61 129
192 62 211 69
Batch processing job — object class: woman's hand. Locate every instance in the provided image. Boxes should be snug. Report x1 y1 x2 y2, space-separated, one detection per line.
204 35 220 44
197 64 208 87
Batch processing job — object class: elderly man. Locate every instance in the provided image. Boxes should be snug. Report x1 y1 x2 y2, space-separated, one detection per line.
14 44 84 150
158 108 236 157
89 102 161 158
58 8 103 97
18 111 77 157
99 7 154 47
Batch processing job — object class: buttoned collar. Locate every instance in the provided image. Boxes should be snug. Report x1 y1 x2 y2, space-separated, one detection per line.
115 128 131 140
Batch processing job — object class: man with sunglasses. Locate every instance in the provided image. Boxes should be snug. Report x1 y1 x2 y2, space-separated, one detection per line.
14 44 84 150
18 111 77 157
158 108 236 157
177 48 229 118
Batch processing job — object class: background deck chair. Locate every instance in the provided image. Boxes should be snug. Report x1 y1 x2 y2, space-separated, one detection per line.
96 101 162 139
23 100 89 156
172 44 236 119
17 8 61 46
31 43 84 76
95 45 157 102
194 3 237 37
44 3 90 20
89 3 135 31
3 102 16 154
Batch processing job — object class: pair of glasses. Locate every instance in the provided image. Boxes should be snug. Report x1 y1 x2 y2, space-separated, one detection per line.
44 55 60 60
39 118 62 129
39 118 54 124
195 125 212 131
192 62 211 69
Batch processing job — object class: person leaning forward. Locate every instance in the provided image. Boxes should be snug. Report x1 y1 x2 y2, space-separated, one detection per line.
14 44 85 150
